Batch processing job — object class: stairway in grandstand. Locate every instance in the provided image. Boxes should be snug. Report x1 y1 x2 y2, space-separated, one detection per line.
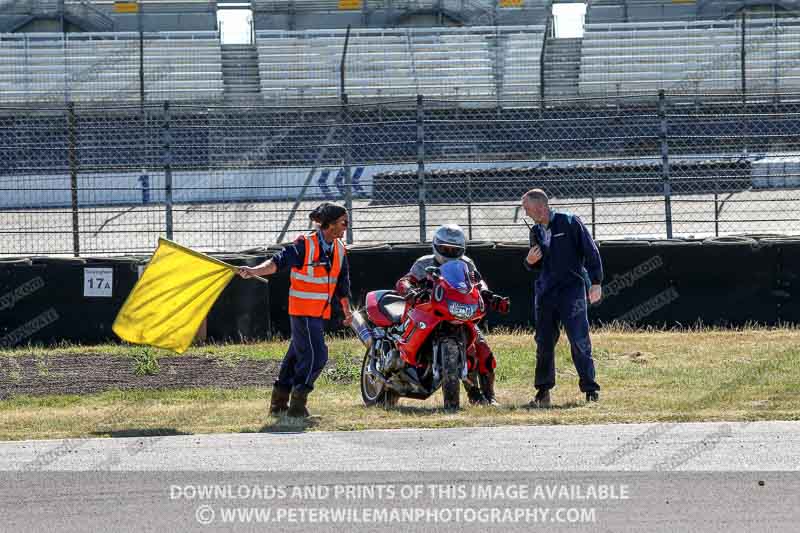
0 0 114 32
543 36 581 98
64 0 115 32
221 44 262 101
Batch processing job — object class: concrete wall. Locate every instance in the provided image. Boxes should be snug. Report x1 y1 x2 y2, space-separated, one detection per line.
111 13 217 31
1 5 217 33
253 8 547 30
587 1 796 24
2 6 544 33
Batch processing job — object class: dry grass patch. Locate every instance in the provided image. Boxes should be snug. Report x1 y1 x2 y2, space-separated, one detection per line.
1 326 800 441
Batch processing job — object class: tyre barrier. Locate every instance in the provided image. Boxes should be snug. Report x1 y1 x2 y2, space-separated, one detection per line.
3 234 800 344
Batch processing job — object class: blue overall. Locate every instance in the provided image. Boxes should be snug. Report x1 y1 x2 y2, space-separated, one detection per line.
278 316 329 393
524 210 603 393
272 232 350 392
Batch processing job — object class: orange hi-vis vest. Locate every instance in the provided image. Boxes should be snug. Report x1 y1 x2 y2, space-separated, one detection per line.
288 232 346 319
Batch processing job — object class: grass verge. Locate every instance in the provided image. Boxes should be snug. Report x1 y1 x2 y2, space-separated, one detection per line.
1 327 799 441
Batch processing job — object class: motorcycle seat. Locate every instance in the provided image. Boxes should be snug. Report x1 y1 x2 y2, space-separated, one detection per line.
377 291 407 324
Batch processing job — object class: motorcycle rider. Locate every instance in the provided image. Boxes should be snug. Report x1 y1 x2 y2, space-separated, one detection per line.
395 224 509 406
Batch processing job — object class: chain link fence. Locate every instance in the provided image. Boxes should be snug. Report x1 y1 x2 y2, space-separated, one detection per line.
1 90 800 256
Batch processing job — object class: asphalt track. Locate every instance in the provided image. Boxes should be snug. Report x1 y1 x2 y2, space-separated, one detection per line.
1 421 798 531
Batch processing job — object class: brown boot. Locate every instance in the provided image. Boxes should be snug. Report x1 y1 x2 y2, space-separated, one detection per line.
269 384 291 415
479 372 499 406
287 388 310 418
527 389 551 409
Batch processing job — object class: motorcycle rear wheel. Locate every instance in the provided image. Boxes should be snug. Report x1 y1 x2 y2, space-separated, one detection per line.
360 350 400 408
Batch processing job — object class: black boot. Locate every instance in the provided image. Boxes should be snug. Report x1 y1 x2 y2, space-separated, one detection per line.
464 381 486 405
269 384 291 415
479 372 499 406
463 370 486 405
287 388 311 418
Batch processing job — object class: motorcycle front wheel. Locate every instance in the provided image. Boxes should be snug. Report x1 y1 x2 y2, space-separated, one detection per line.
360 349 400 408
440 338 462 410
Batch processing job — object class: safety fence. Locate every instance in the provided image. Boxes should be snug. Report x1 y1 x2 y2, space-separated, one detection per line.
1 91 799 256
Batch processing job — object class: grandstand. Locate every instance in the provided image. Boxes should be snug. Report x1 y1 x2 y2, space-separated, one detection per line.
0 2 796 106
1 2 799 105
255 26 543 104
580 15 800 97
0 31 223 103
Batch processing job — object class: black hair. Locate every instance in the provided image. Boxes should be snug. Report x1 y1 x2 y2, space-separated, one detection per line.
309 202 347 229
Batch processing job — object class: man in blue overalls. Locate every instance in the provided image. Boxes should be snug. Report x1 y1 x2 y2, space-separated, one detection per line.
521 189 603 407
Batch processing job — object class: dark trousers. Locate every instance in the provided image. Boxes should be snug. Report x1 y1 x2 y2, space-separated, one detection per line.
534 282 599 393
276 315 329 393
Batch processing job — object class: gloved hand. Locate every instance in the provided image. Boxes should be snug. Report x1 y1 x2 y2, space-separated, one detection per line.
482 290 510 314
405 288 424 304
395 278 413 295
492 295 510 314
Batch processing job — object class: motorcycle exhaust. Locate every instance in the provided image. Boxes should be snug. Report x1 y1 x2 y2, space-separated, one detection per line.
349 310 374 348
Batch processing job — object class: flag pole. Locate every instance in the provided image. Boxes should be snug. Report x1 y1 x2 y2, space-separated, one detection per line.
156 237 271 285
220 260 270 286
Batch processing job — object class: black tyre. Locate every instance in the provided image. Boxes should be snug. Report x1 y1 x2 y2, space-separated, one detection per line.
360 350 400 408
440 339 461 410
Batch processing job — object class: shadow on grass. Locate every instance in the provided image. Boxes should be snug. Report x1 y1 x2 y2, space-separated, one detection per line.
526 401 587 411
259 415 320 434
91 428 192 438
383 404 463 416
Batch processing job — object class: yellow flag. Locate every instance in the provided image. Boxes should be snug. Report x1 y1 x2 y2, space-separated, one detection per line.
113 238 236 354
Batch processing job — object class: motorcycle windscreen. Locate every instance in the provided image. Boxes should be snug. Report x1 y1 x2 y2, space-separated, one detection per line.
440 260 471 293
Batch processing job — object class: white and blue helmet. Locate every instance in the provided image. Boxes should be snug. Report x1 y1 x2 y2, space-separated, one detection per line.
432 224 466 264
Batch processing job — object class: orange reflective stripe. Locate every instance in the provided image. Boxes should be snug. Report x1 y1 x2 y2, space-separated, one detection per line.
288 289 330 301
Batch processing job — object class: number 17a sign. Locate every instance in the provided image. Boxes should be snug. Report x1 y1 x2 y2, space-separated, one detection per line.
84 268 113 298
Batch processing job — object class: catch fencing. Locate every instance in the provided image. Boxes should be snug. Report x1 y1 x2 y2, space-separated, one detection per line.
1 91 799 256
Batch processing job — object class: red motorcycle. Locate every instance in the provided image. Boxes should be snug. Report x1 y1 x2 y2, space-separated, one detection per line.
351 260 501 410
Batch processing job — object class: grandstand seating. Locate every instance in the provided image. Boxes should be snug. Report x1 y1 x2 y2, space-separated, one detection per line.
580 16 800 97
500 28 544 102
255 25 544 104
0 31 223 103
3 12 800 105
141 32 224 101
